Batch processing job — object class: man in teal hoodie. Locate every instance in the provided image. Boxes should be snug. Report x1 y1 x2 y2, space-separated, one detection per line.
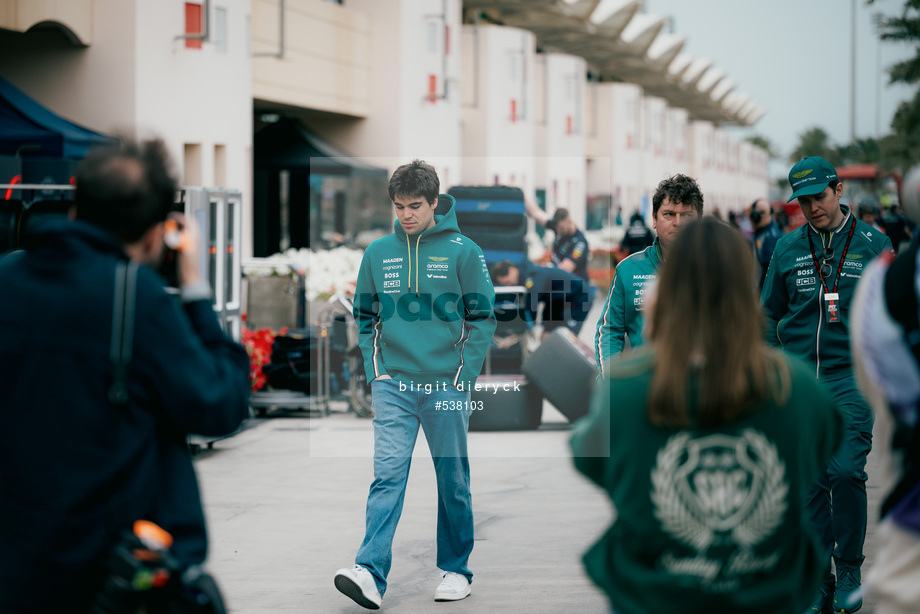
594 174 704 376
334 160 496 610
761 156 892 613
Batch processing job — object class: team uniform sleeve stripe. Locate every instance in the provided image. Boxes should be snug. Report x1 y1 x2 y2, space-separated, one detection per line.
595 250 645 376
372 320 382 377
596 274 617 378
452 324 472 386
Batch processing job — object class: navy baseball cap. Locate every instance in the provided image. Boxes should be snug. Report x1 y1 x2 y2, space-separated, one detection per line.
787 156 838 203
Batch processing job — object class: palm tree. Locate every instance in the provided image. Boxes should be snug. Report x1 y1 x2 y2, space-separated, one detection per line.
789 127 841 167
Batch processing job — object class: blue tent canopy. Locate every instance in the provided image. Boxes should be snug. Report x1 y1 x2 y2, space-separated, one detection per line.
0 77 117 160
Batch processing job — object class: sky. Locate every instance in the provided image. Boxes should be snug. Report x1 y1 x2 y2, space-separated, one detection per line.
642 0 917 181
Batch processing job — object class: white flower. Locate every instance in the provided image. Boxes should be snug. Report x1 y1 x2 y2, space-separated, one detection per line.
244 247 364 304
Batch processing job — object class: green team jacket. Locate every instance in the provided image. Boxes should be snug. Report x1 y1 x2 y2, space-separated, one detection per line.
570 349 844 614
353 194 497 388
761 205 891 379
594 238 662 376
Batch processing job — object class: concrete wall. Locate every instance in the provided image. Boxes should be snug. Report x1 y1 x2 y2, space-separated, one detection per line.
0 0 94 45
0 0 136 136
641 95 669 193
252 0 371 117
459 23 536 194
0 0 254 255
535 52 587 225
320 0 463 191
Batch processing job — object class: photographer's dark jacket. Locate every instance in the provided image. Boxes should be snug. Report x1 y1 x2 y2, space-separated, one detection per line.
0 219 251 613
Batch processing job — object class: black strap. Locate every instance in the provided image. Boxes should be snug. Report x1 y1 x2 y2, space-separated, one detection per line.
807 215 857 295
109 260 139 406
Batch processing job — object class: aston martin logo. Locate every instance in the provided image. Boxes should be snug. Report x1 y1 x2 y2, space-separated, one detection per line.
651 429 788 552
428 256 449 262
792 169 813 179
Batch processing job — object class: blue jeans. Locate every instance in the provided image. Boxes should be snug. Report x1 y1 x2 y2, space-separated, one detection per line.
806 375 873 571
355 379 474 596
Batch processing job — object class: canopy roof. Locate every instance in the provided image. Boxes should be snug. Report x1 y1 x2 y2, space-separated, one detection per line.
0 77 117 159
464 0 764 126
255 117 387 176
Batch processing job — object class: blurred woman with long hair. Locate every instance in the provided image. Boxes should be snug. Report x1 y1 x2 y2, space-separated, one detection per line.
571 217 844 614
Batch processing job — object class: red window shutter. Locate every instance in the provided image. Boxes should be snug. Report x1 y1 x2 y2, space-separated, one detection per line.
566 115 572 135
444 25 450 55
185 3 202 49
428 74 437 104
510 99 517 123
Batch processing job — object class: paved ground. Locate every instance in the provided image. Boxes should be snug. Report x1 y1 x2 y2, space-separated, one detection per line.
193 296 885 613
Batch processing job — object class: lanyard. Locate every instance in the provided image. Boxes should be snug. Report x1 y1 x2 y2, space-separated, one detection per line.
807 216 856 295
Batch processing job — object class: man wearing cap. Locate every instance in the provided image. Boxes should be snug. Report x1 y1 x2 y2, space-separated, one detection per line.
761 156 892 613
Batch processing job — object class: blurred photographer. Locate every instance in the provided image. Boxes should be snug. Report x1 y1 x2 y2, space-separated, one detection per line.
0 138 250 613
747 198 782 289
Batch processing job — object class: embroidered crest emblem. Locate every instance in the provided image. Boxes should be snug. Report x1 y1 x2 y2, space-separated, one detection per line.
651 429 788 552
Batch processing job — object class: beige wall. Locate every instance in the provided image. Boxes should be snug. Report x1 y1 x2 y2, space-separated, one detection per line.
0 0 93 45
0 0 136 136
252 0 371 117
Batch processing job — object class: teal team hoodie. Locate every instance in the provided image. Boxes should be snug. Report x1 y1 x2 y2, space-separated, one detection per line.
761 205 891 379
595 238 663 376
353 194 497 388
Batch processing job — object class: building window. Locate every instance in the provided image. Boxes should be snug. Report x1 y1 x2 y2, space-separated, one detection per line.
215 7 227 53
428 22 438 54
185 2 203 50
214 144 227 187
184 143 202 185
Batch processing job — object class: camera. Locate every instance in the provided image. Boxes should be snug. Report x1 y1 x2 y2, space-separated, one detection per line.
91 520 226 614
158 204 187 288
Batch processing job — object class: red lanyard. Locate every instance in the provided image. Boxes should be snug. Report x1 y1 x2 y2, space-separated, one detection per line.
807 216 856 294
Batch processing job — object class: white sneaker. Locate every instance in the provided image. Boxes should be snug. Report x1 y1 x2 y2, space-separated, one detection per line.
334 565 382 610
434 571 471 602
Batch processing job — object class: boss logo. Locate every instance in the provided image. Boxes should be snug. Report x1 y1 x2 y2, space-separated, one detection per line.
797 268 814 276
385 272 399 278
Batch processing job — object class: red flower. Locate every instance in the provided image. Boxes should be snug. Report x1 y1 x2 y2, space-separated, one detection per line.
242 324 289 391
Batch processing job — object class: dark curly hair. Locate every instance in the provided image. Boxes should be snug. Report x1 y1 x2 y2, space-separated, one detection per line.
75 137 178 244
652 174 704 218
387 159 440 205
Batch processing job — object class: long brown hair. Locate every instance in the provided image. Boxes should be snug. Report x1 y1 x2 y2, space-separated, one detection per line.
646 217 789 427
